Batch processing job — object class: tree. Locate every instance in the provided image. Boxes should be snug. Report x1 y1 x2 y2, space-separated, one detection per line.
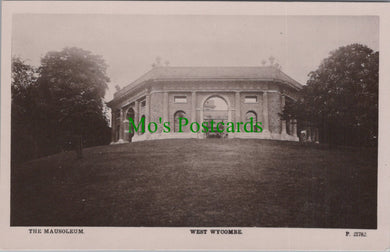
282 44 378 146
11 57 39 162
11 48 112 163
36 47 111 158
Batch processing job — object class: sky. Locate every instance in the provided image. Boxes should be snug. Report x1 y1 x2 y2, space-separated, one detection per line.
12 15 379 102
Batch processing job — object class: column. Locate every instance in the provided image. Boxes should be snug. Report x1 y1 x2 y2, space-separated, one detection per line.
191 91 196 123
235 92 241 135
235 91 240 123
289 120 293 135
134 101 139 136
307 127 312 142
111 110 116 143
281 94 287 135
293 119 298 137
262 92 269 133
123 109 129 142
199 108 203 135
281 121 287 135
163 92 169 123
145 92 150 136
118 109 124 141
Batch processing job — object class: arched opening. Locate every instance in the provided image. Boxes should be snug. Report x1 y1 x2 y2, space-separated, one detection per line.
203 96 228 138
245 111 258 132
126 108 135 141
174 110 187 132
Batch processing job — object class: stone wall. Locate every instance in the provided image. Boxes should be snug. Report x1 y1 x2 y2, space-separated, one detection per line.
150 92 164 133
109 79 300 142
268 92 282 134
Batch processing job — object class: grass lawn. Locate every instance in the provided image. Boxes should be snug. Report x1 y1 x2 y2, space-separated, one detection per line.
11 139 377 228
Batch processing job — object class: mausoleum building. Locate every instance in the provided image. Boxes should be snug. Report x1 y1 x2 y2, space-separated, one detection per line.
107 66 303 143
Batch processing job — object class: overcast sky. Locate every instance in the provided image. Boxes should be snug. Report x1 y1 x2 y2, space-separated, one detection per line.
12 15 379 101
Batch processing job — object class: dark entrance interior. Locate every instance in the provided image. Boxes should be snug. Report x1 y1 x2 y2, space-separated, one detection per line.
203 96 228 138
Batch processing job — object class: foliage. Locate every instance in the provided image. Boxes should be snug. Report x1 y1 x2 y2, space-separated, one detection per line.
282 44 378 146
37 47 110 145
11 57 39 161
11 48 111 163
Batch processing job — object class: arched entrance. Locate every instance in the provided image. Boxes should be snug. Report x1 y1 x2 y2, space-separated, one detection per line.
174 110 187 132
245 111 258 132
126 108 135 142
203 96 228 138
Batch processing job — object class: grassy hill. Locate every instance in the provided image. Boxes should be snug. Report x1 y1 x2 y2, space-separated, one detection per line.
11 139 377 228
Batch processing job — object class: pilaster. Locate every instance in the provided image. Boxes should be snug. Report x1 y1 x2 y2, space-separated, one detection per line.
235 91 241 122
262 92 270 133
293 119 298 137
110 110 116 144
134 101 139 136
281 94 287 135
145 91 151 138
191 91 196 122
118 109 125 143
235 91 241 137
163 92 169 123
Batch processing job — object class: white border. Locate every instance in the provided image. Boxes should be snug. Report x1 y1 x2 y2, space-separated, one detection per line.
1 1 389 250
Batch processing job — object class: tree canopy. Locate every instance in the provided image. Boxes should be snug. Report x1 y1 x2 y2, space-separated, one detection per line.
11 57 39 161
282 44 378 146
37 47 110 137
11 48 111 163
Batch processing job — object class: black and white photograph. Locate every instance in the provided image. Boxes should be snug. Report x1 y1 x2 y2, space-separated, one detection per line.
1 1 389 251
